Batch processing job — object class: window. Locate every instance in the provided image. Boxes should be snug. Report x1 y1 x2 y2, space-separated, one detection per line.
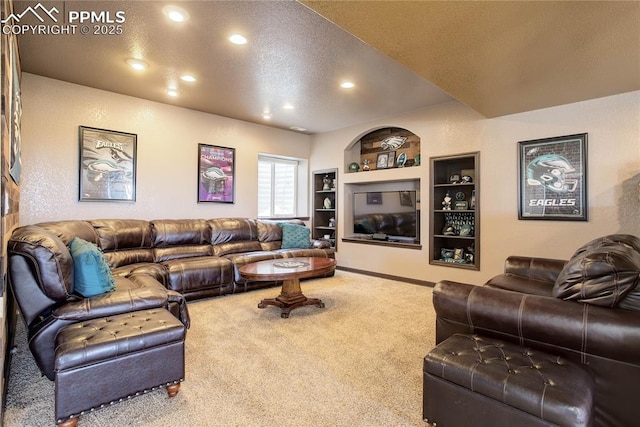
258 155 304 218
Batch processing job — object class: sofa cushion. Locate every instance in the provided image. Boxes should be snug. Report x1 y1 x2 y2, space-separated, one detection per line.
68 237 115 297
573 234 640 257
552 245 640 307
154 245 213 262
102 248 154 269
279 223 311 249
89 219 153 251
151 219 211 247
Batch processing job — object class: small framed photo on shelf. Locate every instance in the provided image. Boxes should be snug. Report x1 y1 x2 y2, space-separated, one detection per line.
387 151 396 168
517 133 588 221
376 152 389 169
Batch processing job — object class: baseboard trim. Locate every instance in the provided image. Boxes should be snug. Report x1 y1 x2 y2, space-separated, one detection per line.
336 266 435 288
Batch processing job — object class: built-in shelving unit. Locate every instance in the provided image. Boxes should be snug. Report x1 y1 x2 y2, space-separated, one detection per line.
312 169 337 250
430 152 480 270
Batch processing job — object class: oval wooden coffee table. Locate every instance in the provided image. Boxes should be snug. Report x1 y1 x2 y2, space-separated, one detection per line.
239 257 336 318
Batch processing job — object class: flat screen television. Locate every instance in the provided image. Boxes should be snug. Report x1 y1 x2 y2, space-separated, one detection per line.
352 190 419 243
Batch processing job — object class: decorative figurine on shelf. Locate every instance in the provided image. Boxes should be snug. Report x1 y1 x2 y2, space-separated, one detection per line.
323 197 332 209
362 159 370 171
348 162 360 173
442 191 452 210
396 152 407 167
328 217 336 227
332 179 336 190
454 191 468 210
413 154 421 166
322 174 331 191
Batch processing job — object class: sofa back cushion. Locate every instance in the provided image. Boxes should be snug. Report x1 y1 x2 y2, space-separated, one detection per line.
89 219 154 268
573 234 640 257
8 225 73 301
553 243 640 308
151 219 211 247
209 218 262 256
89 219 153 250
38 220 99 245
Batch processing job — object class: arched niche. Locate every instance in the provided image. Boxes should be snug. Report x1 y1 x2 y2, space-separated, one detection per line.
344 127 420 172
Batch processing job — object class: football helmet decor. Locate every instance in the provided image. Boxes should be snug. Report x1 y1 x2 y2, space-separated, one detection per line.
526 154 578 193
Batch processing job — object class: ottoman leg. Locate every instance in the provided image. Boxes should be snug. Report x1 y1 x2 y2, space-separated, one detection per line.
57 418 78 427
166 383 181 398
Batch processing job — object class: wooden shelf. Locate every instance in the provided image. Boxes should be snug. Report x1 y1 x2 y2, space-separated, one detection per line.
312 169 338 251
429 152 480 270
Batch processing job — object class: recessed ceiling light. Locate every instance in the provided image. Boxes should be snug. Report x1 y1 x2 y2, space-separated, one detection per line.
126 58 148 71
167 89 179 97
180 74 196 82
283 104 294 110
340 81 355 89
163 5 190 23
229 34 247 45
290 126 307 132
262 113 272 120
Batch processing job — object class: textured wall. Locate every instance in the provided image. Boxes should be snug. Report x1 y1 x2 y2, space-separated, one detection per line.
310 91 640 284
20 73 312 224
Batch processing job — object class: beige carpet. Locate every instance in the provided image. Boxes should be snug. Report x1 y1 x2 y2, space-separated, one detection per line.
3 271 435 426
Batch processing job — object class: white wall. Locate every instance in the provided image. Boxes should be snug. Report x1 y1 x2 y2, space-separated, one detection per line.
20 73 640 285
20 73 312 224
310 92 640 284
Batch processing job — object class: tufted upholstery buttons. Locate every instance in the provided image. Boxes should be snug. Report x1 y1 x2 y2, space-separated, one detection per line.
54 308 186 425
55 309 185 372
424 334 594 426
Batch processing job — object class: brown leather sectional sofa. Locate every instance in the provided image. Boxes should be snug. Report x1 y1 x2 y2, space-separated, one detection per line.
432 234 640 427
7 217 334 381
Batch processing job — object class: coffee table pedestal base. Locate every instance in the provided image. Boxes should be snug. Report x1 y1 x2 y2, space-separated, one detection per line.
258 278 324 318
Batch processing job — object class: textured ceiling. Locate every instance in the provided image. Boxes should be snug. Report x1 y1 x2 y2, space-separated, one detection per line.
11 1 640 134
304 0 640 118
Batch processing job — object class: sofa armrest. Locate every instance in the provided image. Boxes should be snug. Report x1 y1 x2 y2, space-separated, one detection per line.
52 286 170 321
503 256 567 282
433 280 640 366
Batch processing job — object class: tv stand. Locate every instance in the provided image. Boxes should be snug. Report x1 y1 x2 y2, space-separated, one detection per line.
342 235 421 250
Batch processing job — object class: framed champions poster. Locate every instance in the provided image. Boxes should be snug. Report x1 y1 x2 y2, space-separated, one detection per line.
198 144 235 203
518 133 588 221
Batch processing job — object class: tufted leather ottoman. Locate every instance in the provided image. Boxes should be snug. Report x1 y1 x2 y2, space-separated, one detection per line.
423 334 593 427
54 309 186 427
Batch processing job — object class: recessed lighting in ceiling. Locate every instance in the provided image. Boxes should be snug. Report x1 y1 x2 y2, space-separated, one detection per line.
290 126 307 132
340 81 355 89
167 89 179 97
229 34 247 45
163 5 190 23
283 104 294 110
126 58 148 71
180 74 196 82
262 113 272 120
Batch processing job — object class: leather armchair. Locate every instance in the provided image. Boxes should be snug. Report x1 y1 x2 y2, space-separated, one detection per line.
433 235 640 427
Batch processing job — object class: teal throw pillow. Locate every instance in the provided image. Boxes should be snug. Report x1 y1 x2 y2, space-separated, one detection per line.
68 237 115 297
279 223 312 249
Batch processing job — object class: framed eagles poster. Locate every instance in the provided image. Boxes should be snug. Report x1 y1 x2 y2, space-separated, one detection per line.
518 133 588 221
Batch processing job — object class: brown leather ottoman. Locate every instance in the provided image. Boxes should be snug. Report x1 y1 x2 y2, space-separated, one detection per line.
423 334 594 427
54 309 186 427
